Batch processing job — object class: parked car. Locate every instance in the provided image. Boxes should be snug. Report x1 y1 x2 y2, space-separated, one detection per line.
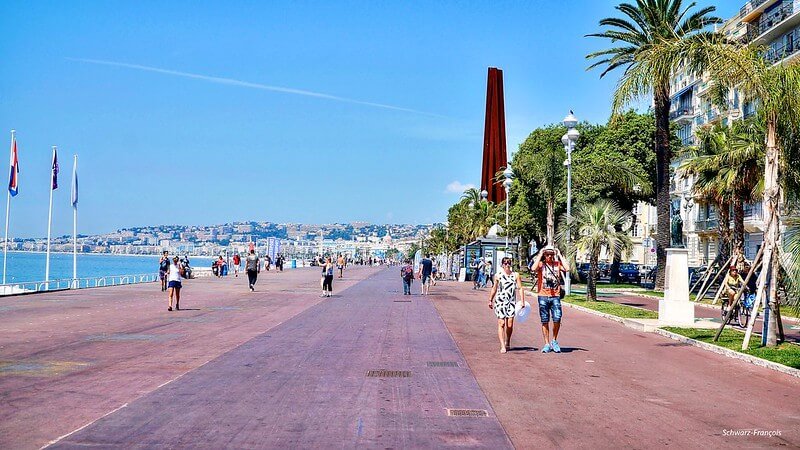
617 263 641 284
577 262 611 283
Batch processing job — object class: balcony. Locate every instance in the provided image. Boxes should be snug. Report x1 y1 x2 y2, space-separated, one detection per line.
742 0 781 24
669 106 695 122
744 203 765 232
695 218 719 233
765 39 800 64
745 2 798 44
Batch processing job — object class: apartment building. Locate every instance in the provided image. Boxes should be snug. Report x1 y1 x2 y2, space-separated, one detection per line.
663 0 799 267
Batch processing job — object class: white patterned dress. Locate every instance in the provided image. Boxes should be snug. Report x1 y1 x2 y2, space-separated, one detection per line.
493 272 518 319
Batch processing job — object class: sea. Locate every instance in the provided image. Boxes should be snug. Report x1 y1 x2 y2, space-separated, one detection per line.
1 252 215 284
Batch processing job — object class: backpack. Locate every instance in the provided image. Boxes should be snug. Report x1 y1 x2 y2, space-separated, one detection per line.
402 265 414 279
159 259 169 271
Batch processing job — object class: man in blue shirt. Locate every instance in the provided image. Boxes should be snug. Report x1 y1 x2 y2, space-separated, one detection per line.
418 254 434 296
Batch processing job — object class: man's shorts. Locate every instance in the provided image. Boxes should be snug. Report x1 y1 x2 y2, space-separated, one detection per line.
422 273 432 284
159 270 167 280
538 295 562 323
168 280 182 289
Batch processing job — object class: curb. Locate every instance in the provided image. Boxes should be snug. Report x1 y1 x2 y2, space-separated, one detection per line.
560 300 800 379
653 328 800 379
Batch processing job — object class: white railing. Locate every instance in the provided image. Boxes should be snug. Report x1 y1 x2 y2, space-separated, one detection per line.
0 273 159 295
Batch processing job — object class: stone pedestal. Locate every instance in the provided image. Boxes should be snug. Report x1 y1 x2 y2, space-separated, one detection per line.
658 248 695 326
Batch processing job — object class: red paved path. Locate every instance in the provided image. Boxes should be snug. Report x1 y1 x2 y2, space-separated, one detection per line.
430 281 800 448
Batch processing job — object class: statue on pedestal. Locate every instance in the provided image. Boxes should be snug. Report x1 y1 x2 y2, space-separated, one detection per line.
670 208 684 248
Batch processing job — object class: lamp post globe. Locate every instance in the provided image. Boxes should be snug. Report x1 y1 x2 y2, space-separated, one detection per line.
567 127 580 141
480 189 488 201
563 111 578 129
561 133 570 146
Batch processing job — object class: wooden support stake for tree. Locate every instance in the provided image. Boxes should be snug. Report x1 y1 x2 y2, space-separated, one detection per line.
713 245 763 342
699 255 732 304
691 259 714 298
743 218 776 350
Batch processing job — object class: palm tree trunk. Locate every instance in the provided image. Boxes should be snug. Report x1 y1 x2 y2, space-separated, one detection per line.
588 249 600 301
654 85 672 291
717 200 732 264
763 118 781 347
732 196 745 267
546 198 554 246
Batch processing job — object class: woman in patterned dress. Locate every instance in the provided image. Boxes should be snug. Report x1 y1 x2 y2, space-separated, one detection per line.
488 257 525 353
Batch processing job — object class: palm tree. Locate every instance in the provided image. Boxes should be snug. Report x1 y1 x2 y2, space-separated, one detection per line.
688 42 800 346
586 0 722 290
679 120 764 266
782 216 800 315
558 200 633 301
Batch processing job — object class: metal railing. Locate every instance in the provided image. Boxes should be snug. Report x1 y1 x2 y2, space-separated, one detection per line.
765 38 800 64
695 218 720 231
0 273 159 295
741 0 769 18
746 2 795 42
669 106 695 120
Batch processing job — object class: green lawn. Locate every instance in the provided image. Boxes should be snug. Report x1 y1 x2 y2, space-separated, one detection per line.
563 294 658 319
662 327 800 369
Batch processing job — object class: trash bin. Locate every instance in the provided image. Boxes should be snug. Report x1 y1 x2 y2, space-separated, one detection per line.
291 259 297 269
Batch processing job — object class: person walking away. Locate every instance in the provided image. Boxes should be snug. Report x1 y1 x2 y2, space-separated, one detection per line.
485 260 495 287
418 254 433 296
276 254 284 271
167 256 185 311
264 255 272 271
488 257 524 353
401 259 415 295
321 256 334 297
159 251 170 292
337 254 345 278
245 249 260 292
232 253 241 278
531 246 569 353
477 258 487 288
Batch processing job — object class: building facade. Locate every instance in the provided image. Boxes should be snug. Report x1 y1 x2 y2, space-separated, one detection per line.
664 0 800 267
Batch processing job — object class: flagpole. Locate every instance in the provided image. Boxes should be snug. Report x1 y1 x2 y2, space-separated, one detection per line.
72 155 77 287
3 130 14 286
45 146 57 288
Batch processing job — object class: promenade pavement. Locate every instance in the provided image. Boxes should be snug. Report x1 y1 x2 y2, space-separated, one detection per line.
1 266 798 448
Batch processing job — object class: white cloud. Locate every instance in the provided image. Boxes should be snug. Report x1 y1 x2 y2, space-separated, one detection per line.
445 181 475 194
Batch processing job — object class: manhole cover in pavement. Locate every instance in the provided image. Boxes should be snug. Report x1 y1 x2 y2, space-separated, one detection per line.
366 370 412 378
447 409 488 417
86 333 177 342
427 361 459 367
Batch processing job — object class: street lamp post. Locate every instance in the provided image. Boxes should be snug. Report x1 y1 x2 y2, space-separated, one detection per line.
562 111 579 295
503 166 513 259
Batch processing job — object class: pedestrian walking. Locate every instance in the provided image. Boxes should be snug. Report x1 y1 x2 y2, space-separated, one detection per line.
167 256 185 311
321 256 334 297
531 246 570 353
264 255 272 271
418 254 433 296
488 257 524 353
245 249 260 292
232 253 241 278
215 256 225 278
400 259 415 295
337 254 345 278
276 254 284 271
484 260 494 288
159 250 170 292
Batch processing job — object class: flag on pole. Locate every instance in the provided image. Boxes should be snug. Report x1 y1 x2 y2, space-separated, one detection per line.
8 136 19 196
71 158 78 207
51 147 59 190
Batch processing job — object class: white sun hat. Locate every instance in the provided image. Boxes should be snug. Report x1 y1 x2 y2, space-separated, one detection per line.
514 300 531 323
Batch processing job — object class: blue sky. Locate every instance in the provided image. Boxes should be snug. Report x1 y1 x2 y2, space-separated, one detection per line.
0 0 738 238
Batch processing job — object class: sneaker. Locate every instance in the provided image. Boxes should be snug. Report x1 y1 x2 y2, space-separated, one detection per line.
541 344 551 353
551 340 561 353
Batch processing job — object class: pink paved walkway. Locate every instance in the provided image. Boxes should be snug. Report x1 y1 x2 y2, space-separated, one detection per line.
429 280 800 449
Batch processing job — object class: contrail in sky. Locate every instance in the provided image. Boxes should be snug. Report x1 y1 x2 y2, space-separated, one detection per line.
67 57 444 117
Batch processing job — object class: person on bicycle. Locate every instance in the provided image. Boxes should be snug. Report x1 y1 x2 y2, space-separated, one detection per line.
722 266 745 312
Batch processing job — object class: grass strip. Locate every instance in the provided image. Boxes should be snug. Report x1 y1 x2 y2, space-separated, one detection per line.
662 327 800 369
563 294 658 319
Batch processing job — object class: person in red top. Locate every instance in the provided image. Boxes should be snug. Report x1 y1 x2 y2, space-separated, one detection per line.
232 254 241 277
531 245 570 353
